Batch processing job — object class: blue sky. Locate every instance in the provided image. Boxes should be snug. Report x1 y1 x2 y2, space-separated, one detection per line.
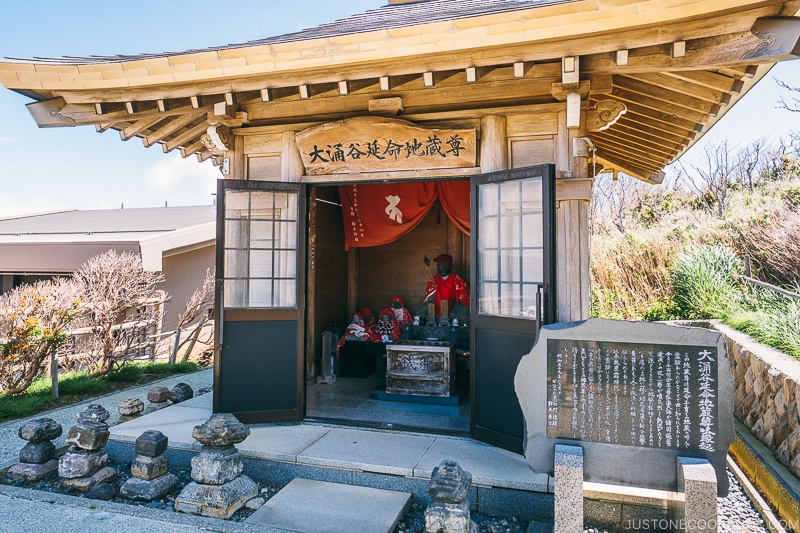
0 1 797 216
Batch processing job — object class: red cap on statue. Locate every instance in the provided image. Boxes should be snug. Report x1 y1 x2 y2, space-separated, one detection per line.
433 254 453 264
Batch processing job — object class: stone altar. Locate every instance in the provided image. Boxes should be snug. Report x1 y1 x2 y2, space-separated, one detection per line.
386 340 455 397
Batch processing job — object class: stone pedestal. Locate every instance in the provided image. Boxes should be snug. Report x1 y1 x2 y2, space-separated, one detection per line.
554 444 583 533
7 460 58 482
677 457 718 533
175 475 258 519
8 418 62 481
191 446 244 485
59 448 108 479
424 460 477 533
120 430 179 501
175 413 254 518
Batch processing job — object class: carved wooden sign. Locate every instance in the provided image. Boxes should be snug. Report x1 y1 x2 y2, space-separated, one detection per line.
296 116 476 175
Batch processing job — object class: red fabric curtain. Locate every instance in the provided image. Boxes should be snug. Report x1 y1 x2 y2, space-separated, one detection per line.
338 179 471 250
436 179 470 236
339 182 436 250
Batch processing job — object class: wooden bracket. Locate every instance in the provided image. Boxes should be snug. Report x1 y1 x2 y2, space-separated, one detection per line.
588 100 627 132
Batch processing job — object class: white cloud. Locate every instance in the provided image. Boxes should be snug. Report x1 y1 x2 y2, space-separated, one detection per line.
144 153 219 192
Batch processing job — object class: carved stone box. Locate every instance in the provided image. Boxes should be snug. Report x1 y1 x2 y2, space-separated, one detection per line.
385 341 455 397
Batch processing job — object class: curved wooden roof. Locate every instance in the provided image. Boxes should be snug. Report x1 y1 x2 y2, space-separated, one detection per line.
1 0 799 182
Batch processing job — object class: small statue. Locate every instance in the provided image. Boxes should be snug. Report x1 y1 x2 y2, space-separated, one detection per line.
335 312 379 356
374 308 400 343
390 295 413 327
419 254 470 326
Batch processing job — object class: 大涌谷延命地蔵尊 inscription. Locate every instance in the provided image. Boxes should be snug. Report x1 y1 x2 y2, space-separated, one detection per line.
546 339 718 452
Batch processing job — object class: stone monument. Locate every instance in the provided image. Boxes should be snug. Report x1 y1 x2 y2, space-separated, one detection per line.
120 430 179 501
7 418 62 482
514 318 734 495
174 413 258 519
58 404 117 491
424 460 477 533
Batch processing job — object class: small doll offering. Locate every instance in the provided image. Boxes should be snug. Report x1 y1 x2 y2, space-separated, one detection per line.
374 308 400 343
390 295 412 327
336 312 379 356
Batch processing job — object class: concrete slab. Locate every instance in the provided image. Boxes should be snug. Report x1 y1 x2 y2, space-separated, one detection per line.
110 397 210 447
246 478 411 533
414 437 551 492
239 424 332 462
297 427 435 476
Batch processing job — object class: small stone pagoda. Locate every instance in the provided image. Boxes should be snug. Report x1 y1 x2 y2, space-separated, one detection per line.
7 418 62 482
58 404 117 491
120 430 179 501
425 460 477 533
174 413 257 519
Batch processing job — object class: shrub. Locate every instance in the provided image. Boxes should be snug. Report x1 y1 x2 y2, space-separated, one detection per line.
670 244 742 319
0 278 81 394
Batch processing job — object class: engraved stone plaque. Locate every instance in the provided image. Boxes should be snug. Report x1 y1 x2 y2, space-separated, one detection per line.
515 319 733 495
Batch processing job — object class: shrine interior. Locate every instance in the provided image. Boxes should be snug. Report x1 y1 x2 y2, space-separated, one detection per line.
304 183 471 435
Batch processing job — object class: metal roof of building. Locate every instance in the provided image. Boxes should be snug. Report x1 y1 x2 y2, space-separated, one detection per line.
0 206 215 242
6 0 558 64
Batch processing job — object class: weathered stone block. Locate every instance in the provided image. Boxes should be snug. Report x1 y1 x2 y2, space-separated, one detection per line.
424 500 476 533
120 472 179 501
191 445 243 485
135 430 168 457
118 398 144 416
58 448 108 479
76 404 110 424
19 440 55 464
65 422 110 451
7 459 58 482
60 466 117 492
427 460 471 504
170 382 194 404
147 386 171 403
86 482 116 501
18 418 62 443
131 454 170 481
192 413 250 447
174 475 258 519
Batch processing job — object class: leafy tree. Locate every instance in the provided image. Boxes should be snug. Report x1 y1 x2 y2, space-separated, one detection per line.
72 250 166 377
0 279 81 394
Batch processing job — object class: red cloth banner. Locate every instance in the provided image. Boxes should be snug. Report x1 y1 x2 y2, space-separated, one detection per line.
339 180 471 250
436 180 470 236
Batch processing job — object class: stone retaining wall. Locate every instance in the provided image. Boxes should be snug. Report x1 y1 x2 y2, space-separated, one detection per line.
713 322 800 477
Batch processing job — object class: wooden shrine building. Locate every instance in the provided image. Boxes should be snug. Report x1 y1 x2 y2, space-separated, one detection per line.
2 0 799 453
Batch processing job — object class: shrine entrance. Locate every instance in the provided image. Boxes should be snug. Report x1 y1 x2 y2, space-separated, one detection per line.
303 180 472 435
302 165 555 448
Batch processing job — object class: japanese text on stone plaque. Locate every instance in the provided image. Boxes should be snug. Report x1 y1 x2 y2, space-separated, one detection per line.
546 340 718 452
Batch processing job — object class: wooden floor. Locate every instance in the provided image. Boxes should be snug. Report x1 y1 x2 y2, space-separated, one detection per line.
305 371 470 435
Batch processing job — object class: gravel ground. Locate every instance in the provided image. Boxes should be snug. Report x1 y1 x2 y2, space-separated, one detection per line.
0 367 213 468
0 366 776 532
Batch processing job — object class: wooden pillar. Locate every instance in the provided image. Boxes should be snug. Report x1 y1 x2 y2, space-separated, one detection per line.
480 115 508 173
281 131 305 182
555 108 591 322
232 135 245 180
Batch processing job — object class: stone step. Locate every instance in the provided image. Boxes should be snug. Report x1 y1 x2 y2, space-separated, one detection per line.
245 478 412 533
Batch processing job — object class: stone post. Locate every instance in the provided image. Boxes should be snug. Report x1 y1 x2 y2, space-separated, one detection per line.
554 444 584 533
677 457 718 533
